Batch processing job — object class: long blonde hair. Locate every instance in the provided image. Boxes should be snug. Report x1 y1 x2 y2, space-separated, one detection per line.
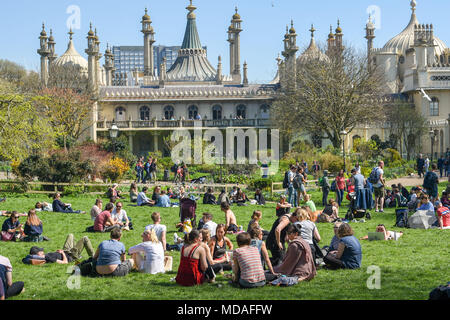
26 209 41 226
146 228 159 244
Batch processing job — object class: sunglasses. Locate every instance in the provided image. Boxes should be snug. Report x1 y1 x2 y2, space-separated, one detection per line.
116 206 122 208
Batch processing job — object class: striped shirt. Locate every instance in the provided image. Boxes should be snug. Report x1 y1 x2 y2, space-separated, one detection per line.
233 246 265 284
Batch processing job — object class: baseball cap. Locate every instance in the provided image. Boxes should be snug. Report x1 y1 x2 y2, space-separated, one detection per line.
434 201 442 207
29 246 44 255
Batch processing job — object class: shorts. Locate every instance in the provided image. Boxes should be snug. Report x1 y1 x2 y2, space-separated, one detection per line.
374 186 385 198
227 224 238 233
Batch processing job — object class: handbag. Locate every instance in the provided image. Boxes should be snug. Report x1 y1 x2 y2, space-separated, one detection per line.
1 231 14 241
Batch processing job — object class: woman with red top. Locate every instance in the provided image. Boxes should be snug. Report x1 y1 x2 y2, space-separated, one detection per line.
346 176 355 201
335 170 346 206
176 230 213 286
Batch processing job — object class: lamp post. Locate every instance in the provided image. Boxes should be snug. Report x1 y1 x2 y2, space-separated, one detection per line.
429 129 437 162
340 130 348 172
109 120 119 154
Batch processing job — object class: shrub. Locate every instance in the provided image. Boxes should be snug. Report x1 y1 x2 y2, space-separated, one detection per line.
249 178 273 191
101 157 129 183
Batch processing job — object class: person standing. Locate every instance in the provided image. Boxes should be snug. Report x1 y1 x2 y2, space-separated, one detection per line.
371 161 385 213
143 157 152 184
335 169 346 207
150 158 158 183
437 155 445 178
417 154 425 178
423 163 439 202
287 165 296 207
312 161 321 181
320 170 331 206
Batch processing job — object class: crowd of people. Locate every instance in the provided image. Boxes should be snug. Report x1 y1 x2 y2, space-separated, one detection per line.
1 155 449 299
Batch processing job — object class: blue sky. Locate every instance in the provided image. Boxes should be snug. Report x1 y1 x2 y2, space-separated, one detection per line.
0 0 449 83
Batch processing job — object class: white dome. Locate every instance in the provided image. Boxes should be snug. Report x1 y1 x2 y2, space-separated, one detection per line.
297 36 329 64
383 10 447 57
52 40 88 72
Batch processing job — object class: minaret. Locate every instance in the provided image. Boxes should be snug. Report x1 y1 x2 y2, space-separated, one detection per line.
282 20 299 89
227 24 235 76
104 44 115 86
231 7 242 82
216 55 223 85
141 8 155 77
335 19 344 51
47 29 57 64
159 57 166 88
327 25 335 55
94 29 103 86
243 61 248 87
85 23 99 93
365 15 375 70
37 23 50 87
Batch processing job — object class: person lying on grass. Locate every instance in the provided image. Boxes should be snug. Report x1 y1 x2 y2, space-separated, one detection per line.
323 223 362 270
273 224 316 282
360 224 404 241
22 234 94 265
0 211 27 217
93 228 135 277
34 202 53 212
231 232 266 289
220 202 238 234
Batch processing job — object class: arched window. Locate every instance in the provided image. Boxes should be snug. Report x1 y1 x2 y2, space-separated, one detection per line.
115 106 126 121
212 105 222 120
236 104 246 119
260 104 270 119
430 97 439 116
140 106 150 121
188 105 198 119
164 105 174 120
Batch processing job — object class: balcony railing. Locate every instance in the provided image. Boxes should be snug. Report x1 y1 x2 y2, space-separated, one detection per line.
97 118 272 129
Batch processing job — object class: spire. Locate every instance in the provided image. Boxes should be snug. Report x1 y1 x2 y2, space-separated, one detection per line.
68 28 74 41
411 0 416 13
309 24 316 38
335 19 342 34
243 61 248 87
40 23 47 37
181 0 202 49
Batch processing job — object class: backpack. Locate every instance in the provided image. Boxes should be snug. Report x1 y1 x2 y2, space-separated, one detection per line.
395 209 408 228
368 167 381 184
318 176 324 187
293 174 301 189
282 171 289 189
423 171 437 190
330 180 337 192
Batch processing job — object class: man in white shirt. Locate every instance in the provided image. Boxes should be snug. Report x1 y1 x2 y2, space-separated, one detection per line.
128 229 165 274
111 202 131 231
137 187 155 206
145 212 167 251
200 212 217 236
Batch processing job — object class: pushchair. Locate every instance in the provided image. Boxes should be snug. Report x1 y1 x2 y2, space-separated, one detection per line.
179 197 197 229
191 176 206 184
345 192 372 221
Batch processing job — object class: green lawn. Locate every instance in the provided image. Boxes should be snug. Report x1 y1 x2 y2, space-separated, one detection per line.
0 186 448 300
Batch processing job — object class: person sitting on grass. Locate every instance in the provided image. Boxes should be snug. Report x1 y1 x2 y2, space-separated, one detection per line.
0 255 25 300
52 193 85 214
145 212 167 253
441 191 450 208
152 186 162 203
208 224 233 273
106 183 122 202
231 232 266 289
23 209 47 242
34 202 53 212
221 202 238 234
323 223 362 270
322 221 342 254
129 182 138 203
137 187 155 206
22 234 95 265
235 188 250 206
203 187 217 205
293 208 321 262
276 195 292 217
248 226 276 278
247 210 269 239
128 229 165 274
155 190 171 208
217 189 231 206
435 201 450 229
1 211 25 242
111 202 132 231
90 199 103 221
93 228 135 277
175 229 215 286
197 212 217 237
360 224 404 241
273 224 317 282
254 189 266 205
417 194 434 212
303 194 320 222
318 199 340 222
167 187 176 199
92 203 120 233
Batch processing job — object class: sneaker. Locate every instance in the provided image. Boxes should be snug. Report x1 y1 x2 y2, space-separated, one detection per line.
173 233 179 243
360 219 366 223
375 210 379 213
379 210 384 213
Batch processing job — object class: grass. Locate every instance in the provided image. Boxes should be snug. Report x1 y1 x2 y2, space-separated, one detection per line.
0 184 449 300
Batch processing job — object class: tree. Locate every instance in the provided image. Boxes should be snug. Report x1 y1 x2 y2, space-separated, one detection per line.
0 59 41 93
47 64 89 93
0 79 55 161
271 46 386 149
35 87 95 150
386 101 427 160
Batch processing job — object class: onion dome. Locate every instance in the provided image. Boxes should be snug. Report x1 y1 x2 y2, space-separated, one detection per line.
142 8 151 21
52 31 88 73
298 25 330 64
233 7 241 20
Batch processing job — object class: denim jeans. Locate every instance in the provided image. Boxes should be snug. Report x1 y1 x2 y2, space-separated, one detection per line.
336 189 344 206
322 188 329 206
287 186 295 206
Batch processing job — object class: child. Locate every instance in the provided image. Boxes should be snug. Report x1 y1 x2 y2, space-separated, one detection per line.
221 202 238 234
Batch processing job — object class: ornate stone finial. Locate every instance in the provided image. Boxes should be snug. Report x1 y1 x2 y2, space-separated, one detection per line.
68 28 74 40
309 24 316 38
411 0 417 13
218 55 222 62
186 0 196 18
